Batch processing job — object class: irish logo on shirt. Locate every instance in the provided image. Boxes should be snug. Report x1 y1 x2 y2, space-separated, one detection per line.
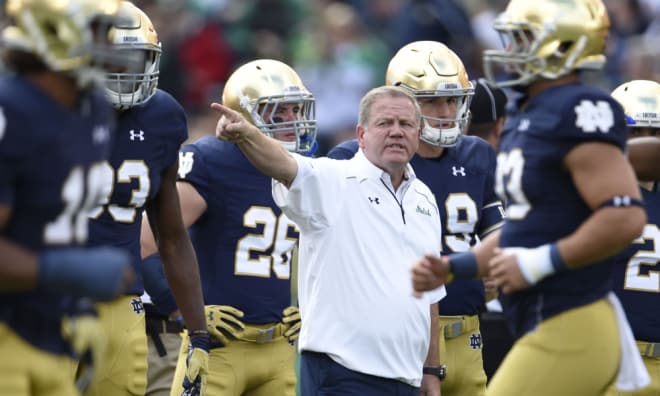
416 205 431 217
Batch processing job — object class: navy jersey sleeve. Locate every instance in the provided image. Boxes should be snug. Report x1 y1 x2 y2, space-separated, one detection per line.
326 139 359 160
157 90 188 169
545 89 628 155
177 141 216 204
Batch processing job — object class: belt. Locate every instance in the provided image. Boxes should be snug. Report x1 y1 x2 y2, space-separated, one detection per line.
637 341 660 358
236 322 286 344
145 316 184 335
440 315 480 339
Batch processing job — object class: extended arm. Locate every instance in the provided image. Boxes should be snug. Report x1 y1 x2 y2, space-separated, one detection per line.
211 102 298 187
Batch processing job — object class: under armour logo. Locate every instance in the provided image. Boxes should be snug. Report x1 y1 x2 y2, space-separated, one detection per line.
469 333 482 350
129 129 145 141
452 166 466 176
518 118 530 131
368 197 380 204
130 298 144 314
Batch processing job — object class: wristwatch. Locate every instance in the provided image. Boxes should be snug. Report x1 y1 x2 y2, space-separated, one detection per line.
423 365 447 380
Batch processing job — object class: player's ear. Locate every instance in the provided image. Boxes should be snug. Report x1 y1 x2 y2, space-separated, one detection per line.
356 125 366 149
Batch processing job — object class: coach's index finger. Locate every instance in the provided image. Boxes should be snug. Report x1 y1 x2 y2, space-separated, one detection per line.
210 102 240 121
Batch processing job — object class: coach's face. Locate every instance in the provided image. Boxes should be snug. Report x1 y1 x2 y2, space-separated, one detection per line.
358 95 421 175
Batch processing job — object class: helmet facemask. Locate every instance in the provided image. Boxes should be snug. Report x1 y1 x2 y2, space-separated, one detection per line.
104 1 161 109
483 0 609 89
105 46 160 109
242 89 317 154
404 82 473 147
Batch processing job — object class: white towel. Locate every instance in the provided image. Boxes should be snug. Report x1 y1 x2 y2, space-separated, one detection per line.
607 292 651 391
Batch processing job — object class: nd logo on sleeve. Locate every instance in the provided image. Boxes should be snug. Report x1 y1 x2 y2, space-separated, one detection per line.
178 152 195 179
574 100 614 133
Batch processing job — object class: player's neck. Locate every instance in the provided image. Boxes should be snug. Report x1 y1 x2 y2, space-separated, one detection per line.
416 141 445 158
526 73 580 99
27 72 80 110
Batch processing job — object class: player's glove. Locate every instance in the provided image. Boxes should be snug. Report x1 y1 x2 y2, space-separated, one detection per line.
39 247 133 301
181 331 210 396
281 306 301 344
204 305 245 345
61 299 107 392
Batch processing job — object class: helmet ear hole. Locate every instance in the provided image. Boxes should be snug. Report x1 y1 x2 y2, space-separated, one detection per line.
556 41 572 56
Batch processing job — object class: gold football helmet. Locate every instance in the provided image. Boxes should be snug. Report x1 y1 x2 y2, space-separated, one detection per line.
386 41 474 147
483 0 610 88
2 0 124 87
222 59 317 154
611 80 660 130
105 1 161 109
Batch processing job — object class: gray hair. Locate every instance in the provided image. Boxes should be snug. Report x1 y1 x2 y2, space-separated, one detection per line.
358 85 422 127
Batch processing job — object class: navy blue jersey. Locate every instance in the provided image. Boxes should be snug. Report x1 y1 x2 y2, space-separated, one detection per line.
87 89 187 295
496 83 628 338
0 75 115 354
328 136 504 315
610 187 660 343
178 137 298 324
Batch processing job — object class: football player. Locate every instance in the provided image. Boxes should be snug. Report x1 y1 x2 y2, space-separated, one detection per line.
327 41 504 396
606 79 660 396
411 1 650 395
84 2 208 395
0 0 136 395
140 59 315 396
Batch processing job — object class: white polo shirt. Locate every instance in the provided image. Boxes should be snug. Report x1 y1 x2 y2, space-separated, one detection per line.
272 149 446 387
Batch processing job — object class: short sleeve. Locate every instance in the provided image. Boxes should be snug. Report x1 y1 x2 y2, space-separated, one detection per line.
176 143 212 203
554 92 628 153
272 154 346 231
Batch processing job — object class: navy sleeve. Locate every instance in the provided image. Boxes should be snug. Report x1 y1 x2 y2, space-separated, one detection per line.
142 254 178 316
326 139 359 160
177 143 212 203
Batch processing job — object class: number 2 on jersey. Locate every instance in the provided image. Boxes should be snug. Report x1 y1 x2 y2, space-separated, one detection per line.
235 206 299 279
625 224 660 292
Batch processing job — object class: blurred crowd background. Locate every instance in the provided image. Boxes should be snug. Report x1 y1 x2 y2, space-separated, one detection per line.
3 0 660 154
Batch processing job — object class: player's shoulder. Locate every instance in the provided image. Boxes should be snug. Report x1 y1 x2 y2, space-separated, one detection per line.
528 83 626 143
147 89 185 112
326 138 359 159
137 89 185 119
130 89 187 139
0 75 52 119
448 135 496 171
182 135 241 163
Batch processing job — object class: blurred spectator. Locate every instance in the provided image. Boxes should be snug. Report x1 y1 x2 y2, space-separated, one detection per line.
392 0 482 76
293 1 390 155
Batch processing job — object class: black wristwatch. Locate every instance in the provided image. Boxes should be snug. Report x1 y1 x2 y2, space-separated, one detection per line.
423 365 447 380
